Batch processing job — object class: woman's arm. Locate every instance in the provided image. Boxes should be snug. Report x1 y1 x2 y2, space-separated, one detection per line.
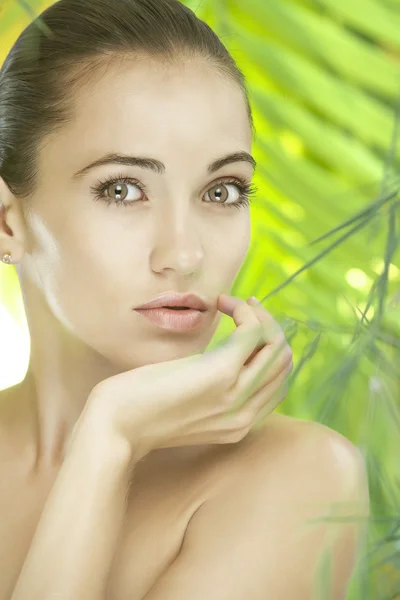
10 410 140 600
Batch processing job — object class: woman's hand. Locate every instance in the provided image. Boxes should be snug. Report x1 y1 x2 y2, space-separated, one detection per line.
82 294 293 457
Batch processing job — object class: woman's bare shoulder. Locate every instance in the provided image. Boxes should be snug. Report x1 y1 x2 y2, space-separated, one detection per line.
239 412 364 482
249 412 360 451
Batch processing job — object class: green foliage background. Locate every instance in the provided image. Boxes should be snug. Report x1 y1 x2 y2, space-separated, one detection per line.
1 0 400 598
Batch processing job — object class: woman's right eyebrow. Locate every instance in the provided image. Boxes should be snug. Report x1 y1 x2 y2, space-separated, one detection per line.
72 151 257 180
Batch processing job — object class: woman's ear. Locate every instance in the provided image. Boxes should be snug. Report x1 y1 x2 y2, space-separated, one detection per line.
0 201 14 237
0 178 28 263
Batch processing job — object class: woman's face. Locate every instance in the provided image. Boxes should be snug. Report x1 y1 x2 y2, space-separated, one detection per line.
19 57 255 369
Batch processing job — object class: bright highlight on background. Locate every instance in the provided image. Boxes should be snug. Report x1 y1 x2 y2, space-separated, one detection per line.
0 304 29 391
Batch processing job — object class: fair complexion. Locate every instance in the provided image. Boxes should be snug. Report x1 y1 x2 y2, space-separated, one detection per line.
0 57 256 473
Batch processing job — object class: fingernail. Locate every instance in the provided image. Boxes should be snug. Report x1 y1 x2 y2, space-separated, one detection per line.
248 296 261 305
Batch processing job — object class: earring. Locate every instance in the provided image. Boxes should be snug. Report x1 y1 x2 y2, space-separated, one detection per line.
1 253 12 264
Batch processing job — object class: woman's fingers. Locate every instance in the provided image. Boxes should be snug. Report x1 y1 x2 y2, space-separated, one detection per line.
216 295 285 370
219 294 282 342
249 336 291 391
246 296 284 340
203 297 263 376
204 295 292 420
218 361 291 434
243 361 292 429
251 376 290 430
227 336 291 412
225 298 293 411
242 297 287 366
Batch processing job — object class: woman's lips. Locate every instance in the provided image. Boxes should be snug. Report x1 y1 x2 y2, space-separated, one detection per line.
134 307 208 332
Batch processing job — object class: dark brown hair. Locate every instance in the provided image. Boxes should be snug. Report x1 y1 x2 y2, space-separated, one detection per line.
0 0 255 202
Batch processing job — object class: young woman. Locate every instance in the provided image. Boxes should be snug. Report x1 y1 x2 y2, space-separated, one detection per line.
0 1 369 599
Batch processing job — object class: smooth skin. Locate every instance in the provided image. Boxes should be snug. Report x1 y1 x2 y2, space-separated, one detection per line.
10 294 293 600
76 294 293 456
3 301 366 600
0 55 369 599
7 296 369 600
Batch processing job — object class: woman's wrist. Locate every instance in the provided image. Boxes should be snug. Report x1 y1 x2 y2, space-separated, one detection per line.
70 390 151 473
66 401 131 467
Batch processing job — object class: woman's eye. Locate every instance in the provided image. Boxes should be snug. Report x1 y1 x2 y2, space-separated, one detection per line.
204 183 241 205
105 181 142 203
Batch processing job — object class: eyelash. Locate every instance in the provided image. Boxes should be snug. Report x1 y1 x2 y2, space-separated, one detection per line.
90 172 259 211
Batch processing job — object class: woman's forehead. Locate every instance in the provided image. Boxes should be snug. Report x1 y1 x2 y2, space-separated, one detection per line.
42 62 252 172
69 59 248 129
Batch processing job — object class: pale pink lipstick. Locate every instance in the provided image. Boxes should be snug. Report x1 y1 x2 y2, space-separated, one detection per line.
134 307 208 332
134 292 210 332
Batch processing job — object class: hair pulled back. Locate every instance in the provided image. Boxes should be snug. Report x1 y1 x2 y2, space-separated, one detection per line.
0 0 255 202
